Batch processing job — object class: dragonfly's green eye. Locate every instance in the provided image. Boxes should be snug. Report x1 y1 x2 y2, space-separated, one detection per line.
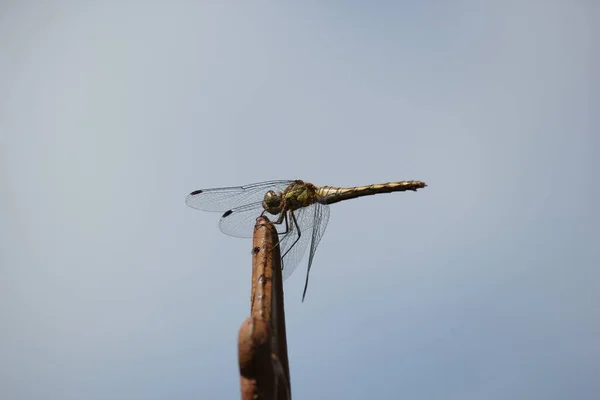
262 190 282 214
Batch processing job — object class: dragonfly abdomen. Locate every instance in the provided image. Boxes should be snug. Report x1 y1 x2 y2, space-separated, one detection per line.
317 181 427 205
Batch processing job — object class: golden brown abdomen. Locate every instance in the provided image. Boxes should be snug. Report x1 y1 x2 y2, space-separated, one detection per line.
317 181 427 205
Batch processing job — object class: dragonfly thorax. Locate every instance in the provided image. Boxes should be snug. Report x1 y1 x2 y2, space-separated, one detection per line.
282 181 318 211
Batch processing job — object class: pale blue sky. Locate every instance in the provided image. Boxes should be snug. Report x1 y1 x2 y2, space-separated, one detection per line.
1 1 598 399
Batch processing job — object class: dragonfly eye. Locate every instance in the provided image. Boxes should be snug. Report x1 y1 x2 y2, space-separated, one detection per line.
262 190 282 214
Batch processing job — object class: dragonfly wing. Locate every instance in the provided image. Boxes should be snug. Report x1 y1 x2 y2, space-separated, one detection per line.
186 180 293 212
278 203 327 281
218 201 272 238
278 219 311 282
301 202 330 300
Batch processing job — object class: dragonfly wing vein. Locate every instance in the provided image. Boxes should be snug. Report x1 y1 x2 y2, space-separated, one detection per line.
186 180 293 212
218 201 268 238
279 203 328 281
301 202 330 300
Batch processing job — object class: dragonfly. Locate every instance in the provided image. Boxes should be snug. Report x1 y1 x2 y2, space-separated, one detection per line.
186 179 427 301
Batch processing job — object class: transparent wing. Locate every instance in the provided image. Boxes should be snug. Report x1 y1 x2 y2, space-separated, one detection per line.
186 180 293 212
278 208 315 281
278 202 330 282
218 201 286 238
301 202 330 300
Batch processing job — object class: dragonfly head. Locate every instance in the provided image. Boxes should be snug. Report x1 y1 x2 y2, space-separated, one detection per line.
262 190 282 215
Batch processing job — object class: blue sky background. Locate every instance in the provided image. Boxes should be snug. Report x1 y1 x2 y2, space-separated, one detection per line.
1 1 598 399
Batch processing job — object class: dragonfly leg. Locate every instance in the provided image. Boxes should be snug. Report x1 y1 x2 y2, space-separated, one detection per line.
269 212 291 253
261 196 288 233
276 211 290 235
281 211 301 259
269 211 302 269
275 208 286 224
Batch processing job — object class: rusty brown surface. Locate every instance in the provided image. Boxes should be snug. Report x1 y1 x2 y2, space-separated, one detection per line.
239 216 291 400
239 318 274 399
